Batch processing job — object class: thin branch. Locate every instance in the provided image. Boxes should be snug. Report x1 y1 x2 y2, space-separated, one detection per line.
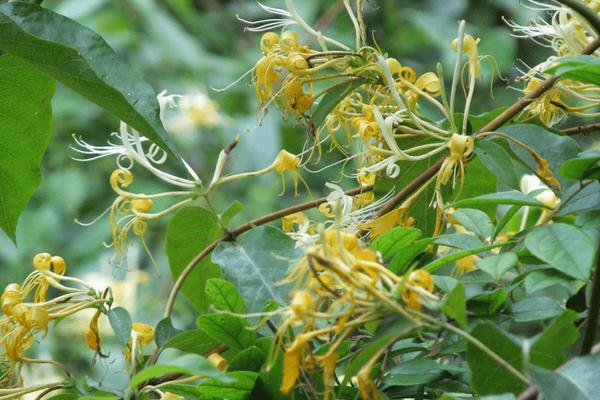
376 36 600 217
560 122 600 136
163 184 372 318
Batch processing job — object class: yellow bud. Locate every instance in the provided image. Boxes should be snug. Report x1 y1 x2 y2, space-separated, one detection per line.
260 31 280 53
207 353 228 371
415 72 441 96
132 198 154 213
131 322 155 346
452 34 480 53
291 291 313 318
287 52 309 73
1 284 21 315
385 57 402 76
536 190 560 208
50 256 67 275
33 252 52 270
280 31 299 52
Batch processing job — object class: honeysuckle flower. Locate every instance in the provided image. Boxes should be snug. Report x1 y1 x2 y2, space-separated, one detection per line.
1 253 108 388
164 90 222 132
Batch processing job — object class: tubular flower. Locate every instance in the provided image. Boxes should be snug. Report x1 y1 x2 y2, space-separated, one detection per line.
506 2 600 126
1 253 108 388
523 78 567 126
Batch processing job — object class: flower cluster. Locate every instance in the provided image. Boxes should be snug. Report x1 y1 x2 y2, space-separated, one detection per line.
507 0 600 125
1 253 107 392
269 224 436 398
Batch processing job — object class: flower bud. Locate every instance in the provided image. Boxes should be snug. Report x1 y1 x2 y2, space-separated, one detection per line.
33 252 52 270
260 31 279 53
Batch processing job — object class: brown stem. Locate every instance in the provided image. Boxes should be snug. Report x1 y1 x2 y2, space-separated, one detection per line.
376 37 600 217
560 122 600 136
163 184 372 318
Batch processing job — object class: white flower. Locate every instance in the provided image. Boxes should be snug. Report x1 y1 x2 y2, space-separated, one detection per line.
165 91 222 133
71 91 201 188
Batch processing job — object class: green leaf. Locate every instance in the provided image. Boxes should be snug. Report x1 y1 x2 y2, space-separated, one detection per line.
0 2 177 158
163 329 218 355
576 210 600 228
529 365 592 400
475 253 519 280
196 313 256 350
342 317 417 385
166 207 222 313
108 307 132 347
435 233 484 250
510 297 563 322
221 200 244 226
388 237 434 274
229 346 266 372
560 354 600 395
442 282 467 327
524 223 595 280
475 139 520 189
560 181 600 215
155 317 181 348
466 321 525 395
370 226 422 257
467 289 508 316
205 278 246 314
211 226 301 313
312 78 364 127
560 150 600 181
530 310 579 369
524 269 571 295
453 208 494 239
197 371 258 400
384 358 444 386
452 190 547 209
0 55 54 242
423 243 506 273
129 354 233 387
545 55 600 86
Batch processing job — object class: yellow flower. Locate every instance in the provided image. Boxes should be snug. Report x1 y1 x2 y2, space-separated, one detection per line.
85 309 103 353
455 254 480 276
523 79 566 126
282 212 309 232
280 333 310 394
273 150 307 196
360 208 413 238
131 322 155 346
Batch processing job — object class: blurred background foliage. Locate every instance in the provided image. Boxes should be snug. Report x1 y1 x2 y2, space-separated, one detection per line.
0 0 555 390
